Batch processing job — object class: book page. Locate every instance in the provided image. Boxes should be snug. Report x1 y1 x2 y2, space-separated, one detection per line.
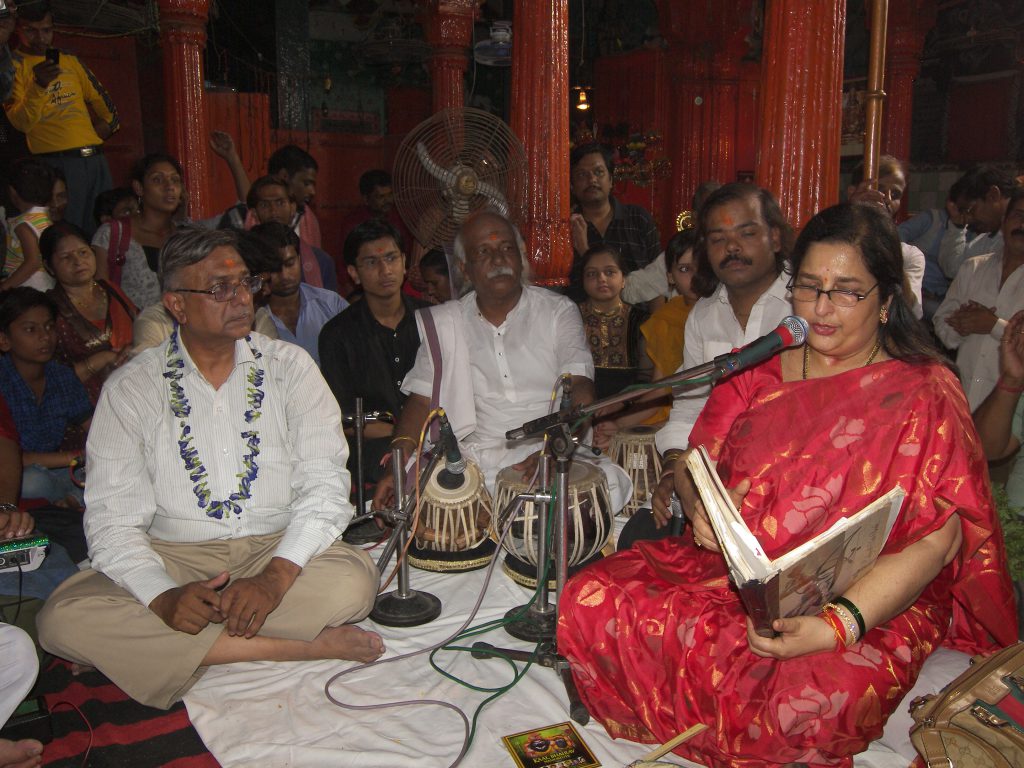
773 486 905 620
686 446 770 582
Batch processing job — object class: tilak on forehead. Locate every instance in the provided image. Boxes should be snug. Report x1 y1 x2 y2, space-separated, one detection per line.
721 214 735 227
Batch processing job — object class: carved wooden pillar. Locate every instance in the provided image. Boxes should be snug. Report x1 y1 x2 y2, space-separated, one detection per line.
883 2 935 163
157 0 212 217
756 0 845 229
424 0 477 113
511 0 570 285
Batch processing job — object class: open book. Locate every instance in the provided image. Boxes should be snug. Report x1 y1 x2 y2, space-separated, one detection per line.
686 446 905 637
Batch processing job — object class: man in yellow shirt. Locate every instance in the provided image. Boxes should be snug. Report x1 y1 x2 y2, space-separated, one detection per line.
4 1 118 235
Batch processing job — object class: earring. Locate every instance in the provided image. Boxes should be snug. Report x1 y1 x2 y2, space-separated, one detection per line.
879 307 889 325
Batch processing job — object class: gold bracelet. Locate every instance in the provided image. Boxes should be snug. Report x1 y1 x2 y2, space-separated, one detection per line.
830 602 860 645
389 435 418 450
661 449 685 466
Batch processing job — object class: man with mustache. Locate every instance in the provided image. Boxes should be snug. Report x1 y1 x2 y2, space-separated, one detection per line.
254 222 346 367
626 183 793 545
566 143 661 302
372 210 630 517
38 226 383 709
934 186 1024 409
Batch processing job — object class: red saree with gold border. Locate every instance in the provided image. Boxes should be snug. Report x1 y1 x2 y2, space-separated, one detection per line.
557 358 1016 767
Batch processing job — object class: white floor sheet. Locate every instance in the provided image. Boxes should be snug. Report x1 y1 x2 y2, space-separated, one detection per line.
184 536 914 768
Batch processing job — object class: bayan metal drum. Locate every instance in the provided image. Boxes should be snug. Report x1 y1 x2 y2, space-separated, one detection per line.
608 425 662 516
407 459 496 572
492 461 613 588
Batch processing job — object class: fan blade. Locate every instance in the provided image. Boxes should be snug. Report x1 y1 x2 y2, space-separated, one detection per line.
475 181 509 217
415 142 458 188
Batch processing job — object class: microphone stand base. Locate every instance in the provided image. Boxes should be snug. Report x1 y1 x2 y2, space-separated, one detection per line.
502 603 557 643
370 589 442 627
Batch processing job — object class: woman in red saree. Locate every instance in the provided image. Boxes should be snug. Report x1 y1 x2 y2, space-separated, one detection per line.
557 203 1017 767
42 222 137 404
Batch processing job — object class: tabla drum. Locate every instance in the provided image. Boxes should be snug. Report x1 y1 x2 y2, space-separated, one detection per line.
407 459 496 572
608 425 662 516
492 461 614 589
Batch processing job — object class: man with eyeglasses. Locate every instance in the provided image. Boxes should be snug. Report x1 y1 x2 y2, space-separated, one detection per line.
252 222 346 366
938 165 1018 280
318 220 428 484
38 226 384 710
622 183 793 548
372 210 632 518
566 143 661 302
934 186 1024 410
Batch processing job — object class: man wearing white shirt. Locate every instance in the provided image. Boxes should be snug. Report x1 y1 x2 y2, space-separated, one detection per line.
38 227 382 709
641 184 793 539
933 187 1024 410
373 210 630 513
938 165 1016 280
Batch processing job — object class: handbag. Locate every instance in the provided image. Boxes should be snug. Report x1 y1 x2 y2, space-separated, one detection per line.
909 642 1024 767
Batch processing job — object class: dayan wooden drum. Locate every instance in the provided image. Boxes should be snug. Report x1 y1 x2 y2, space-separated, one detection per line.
492 461 614 588
608 425 662 516
407 460 496 572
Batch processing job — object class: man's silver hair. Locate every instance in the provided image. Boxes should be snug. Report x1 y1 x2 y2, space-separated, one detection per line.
450 209 531 298
159 226 240 291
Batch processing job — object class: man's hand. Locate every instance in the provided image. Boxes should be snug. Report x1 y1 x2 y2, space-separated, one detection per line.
1000 311 1024 384
511 451 541 483
591 418 618 450
946 199 968 229
219 557 299 638
32 60 60 89
847 180 888 211
0 509 33 540
209 130 238 160
947 301 998 336
149 572 228 634
569 213 589 255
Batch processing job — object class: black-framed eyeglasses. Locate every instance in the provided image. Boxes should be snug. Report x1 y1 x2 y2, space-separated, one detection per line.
173 275 264 302
787 280 879 308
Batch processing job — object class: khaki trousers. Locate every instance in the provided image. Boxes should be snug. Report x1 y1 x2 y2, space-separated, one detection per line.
38 534 379 709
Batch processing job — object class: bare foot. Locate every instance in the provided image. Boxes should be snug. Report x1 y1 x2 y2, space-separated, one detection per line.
311 625 385 663
0 738 43 768
70 662 95 676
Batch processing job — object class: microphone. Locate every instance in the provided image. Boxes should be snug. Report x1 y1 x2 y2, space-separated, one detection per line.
435 411 466 490
712 315 808 376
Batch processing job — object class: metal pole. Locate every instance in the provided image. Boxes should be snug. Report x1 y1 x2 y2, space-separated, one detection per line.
355 397 365 519
863 0 889 183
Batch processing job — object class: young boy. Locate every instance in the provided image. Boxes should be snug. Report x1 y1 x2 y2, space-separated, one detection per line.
92 186 138 227
1 158 54 291
0 288 91 507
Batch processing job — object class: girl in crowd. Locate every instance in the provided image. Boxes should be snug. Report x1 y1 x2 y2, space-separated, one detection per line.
578 244 651 401
92 154 183 309
42 222 136 404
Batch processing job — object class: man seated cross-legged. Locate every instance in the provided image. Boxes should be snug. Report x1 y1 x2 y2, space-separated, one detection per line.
38 227 383 709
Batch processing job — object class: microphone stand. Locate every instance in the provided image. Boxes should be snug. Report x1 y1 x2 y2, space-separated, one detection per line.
342 400 394 545
473 362 725 724
369 447 443 627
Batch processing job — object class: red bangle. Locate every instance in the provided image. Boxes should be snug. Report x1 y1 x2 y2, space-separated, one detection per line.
996 378 1024 394
819 606 848 652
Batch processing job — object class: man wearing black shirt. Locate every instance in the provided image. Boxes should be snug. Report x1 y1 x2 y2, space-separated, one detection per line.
567 143 661 301
318 221 427 484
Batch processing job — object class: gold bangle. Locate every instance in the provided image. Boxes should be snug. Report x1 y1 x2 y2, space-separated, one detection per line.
661 449 685 465
389 435 418 450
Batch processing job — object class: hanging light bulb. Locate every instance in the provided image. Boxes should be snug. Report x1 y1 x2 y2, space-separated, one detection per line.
576 89 589 111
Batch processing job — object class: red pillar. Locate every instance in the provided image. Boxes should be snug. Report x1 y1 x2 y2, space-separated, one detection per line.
882 2 935 163
157 0 212 218
756 0 845 229
510 1 570 286
424 1 477 114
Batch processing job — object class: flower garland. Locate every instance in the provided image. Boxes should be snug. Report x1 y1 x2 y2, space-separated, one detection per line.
164 326 264 519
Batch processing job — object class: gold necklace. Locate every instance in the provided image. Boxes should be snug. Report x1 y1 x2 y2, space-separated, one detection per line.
802 338 882 380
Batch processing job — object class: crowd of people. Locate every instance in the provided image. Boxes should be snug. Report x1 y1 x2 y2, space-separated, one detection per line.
0 3 1019 767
